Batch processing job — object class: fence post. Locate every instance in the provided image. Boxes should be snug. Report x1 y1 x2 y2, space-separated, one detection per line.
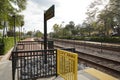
75 53 78 80
56 49 58 77
12 52 15 80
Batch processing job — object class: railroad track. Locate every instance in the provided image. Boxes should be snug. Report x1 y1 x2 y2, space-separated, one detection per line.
54 43 120 78
77 51 120 78
53 39 120 52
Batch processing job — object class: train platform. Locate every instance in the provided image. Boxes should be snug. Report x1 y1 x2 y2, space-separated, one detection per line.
54 68 118 80
37 68 119 80
0 58 119 80
0 38 119 80
0 62 118 80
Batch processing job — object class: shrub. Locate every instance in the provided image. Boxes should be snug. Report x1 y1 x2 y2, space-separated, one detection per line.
0 37 19 55
56 36 120 43
89 37 120 43
0 33 2 37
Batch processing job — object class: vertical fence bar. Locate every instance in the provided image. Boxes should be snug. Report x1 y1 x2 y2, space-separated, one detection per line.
12 52 15 80
75 53 78 80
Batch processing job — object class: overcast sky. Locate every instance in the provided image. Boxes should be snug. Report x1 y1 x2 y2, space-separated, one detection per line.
21 0 108 33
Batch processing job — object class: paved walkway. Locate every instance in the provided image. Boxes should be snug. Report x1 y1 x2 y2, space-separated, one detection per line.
0 48 13 80
0 38 34 80
0 60 12 80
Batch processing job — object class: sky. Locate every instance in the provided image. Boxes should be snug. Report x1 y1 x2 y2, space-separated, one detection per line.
21 0 108 33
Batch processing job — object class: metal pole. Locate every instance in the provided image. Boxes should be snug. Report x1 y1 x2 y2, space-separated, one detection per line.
13 15 16 45
23 28 25 38
19 27 20 41
6 22 8 37
3 21 6 40
12 52 15 80
21 26 22 40
44 12 47 64
100 35 102 53
83 29 86 49
84 35 86 49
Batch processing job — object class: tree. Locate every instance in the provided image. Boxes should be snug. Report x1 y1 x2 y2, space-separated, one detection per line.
0 0 26 30
8 14 24 30
52 24 63 38
0 33 2 37
34 30 43 37
107 0 120 36
11 0 27 12
27 31 32 37
64 21 75 36
84 0 120 36
85 0 103 24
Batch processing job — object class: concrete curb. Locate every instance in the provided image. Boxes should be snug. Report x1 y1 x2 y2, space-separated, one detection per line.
0 47 13 62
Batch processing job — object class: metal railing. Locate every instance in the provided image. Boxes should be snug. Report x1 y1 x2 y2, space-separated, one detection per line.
16 40 54 51
12 49 57 80
57 49 78 80
16 41 44 51
12 41 56 80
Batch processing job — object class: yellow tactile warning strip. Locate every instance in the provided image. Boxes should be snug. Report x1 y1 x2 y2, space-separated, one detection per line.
78 75 91 80
78 70 99 80
84 68 119 80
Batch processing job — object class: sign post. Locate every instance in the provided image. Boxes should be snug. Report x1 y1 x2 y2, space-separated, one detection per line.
44 5 55 63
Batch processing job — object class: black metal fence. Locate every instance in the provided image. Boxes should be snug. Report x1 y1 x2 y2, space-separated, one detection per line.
12 49 57 80
12 41 56 80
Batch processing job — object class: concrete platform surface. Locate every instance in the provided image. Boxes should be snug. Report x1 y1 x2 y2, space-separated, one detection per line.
54 68 119 80
0 60 12 80
0 61 119 80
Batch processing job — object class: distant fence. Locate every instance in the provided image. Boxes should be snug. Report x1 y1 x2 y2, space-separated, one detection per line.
16 40 54 51
16 41 43 51
57 49 78 80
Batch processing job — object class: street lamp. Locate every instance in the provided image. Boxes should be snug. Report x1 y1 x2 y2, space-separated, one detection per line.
21 21 24 40
23 28 25 38
12 15 16 45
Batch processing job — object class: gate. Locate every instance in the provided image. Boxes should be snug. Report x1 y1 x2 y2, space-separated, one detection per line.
57 49 78 80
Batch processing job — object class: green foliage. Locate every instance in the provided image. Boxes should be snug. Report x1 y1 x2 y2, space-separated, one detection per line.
0 25 3 29
52 21 80 38
51 0 120 41
34 31 43 37
27 31 33 36
8 14 24 30
0 33 2 37
0 0 26 31
84 0 120 36
0 37 14 55
87 37 120 43
0 38 2 43
0 37 19 55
